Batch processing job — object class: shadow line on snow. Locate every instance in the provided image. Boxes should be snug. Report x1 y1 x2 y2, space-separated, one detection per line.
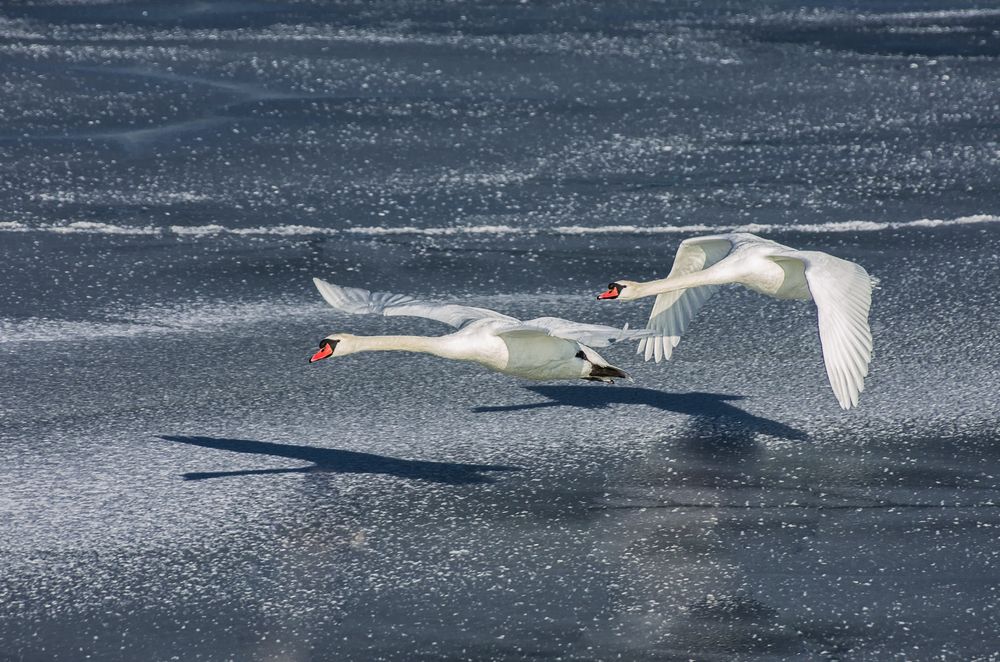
158 435 520 484
474 385 807 443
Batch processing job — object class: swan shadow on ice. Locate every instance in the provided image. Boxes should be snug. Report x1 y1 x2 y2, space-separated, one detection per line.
158 435 520 484
474 386 807 444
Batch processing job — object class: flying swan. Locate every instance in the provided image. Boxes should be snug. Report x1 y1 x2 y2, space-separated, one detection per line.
596 233 875 409
309 278 652 382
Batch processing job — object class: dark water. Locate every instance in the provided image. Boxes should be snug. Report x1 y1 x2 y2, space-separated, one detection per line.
2 2 1000 660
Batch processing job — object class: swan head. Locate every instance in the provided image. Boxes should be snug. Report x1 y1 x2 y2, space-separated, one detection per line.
308 333 355 363
597 280 640 301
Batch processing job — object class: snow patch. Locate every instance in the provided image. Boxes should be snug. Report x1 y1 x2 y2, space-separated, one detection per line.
2 214 998 239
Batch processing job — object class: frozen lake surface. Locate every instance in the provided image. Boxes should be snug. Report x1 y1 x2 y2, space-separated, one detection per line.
2 1 1000 659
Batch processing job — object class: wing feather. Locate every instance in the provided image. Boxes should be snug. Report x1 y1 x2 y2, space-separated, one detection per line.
638 236 735 362
523 316 655 348
312 278 518 328
772 253 875 410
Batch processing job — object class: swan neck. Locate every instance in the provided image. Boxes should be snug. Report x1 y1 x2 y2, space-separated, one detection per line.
351 335 455 357
637 271 721 297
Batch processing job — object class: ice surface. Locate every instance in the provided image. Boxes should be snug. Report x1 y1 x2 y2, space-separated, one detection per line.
2 1 1000 660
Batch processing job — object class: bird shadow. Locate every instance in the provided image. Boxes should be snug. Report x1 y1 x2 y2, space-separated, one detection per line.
158 435 520 485
474 385 807 447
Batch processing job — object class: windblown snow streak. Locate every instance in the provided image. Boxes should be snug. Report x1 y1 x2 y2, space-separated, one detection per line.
2 214 998 237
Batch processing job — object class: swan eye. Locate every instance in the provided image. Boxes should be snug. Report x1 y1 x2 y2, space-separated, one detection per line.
319 338 339 352
609 282 624 290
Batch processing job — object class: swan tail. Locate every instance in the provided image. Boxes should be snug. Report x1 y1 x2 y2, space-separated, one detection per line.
584 363 629 383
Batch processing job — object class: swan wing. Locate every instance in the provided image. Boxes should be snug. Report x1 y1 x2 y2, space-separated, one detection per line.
639 235 735 362
771 253 874 410
312 278 518 328
524 316 656 348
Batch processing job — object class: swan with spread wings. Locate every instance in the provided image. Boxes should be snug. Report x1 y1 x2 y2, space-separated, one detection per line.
597 233 876 409
309 278 652 383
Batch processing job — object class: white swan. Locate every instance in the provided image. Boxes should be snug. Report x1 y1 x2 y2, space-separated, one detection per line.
309 278 652 382
596 233 875 409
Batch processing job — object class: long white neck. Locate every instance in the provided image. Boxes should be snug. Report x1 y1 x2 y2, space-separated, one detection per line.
346 335 464 360
633 267 732 298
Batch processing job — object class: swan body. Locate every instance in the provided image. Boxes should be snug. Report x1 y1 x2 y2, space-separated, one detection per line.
599 233 875 409
310 278 651 382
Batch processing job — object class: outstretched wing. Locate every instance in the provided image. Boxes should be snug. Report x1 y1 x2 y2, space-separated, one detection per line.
771 252 874 410
639 235 735 362
313 278 518 328
523 316 656 348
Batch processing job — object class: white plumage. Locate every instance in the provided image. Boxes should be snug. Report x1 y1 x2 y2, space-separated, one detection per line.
311 278 652 382
601 233 876 409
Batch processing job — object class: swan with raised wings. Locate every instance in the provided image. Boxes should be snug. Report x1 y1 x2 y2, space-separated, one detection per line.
596 233 876 409
309 278 651 382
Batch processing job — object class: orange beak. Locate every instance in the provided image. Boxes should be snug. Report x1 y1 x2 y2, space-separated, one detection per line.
597 285 620 300
309 343 334 363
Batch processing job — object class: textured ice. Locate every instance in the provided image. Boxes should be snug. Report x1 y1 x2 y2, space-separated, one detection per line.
0 300 330 343
2 0 1000 659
